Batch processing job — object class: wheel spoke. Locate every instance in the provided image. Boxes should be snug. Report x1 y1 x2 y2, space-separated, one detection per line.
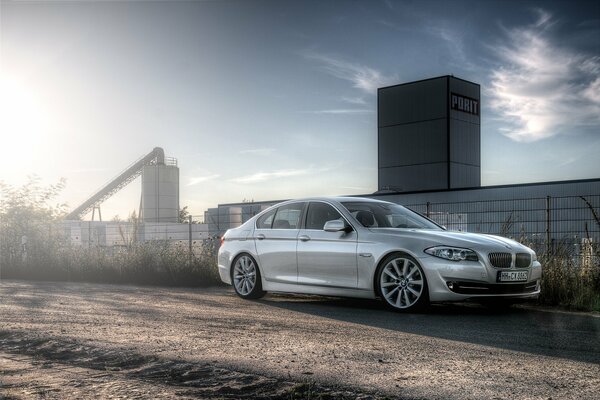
403 289 411 306
407 286 420 297
395 289 403 307
406 266 418 279
402 260 409 278
384 286 399 299
383 268 398 280
409 279 423 286
381 281 396 288
392 260 402 278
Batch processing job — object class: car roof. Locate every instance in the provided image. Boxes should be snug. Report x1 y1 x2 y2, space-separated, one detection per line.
279 196 390 204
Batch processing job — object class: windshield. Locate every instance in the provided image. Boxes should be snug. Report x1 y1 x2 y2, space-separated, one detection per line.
341 201 442 230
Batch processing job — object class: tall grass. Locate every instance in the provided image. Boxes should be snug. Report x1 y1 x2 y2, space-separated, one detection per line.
1 238 223 287
538 250 600 312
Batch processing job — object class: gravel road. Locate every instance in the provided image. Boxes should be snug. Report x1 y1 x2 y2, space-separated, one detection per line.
1 280 599 399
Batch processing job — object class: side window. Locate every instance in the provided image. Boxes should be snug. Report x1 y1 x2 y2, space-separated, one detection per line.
256 209 276 229
272 203 305 229
306 202 343 230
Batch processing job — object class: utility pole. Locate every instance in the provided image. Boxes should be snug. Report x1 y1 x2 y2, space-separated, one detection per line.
188 215 193 266
546 196 551 255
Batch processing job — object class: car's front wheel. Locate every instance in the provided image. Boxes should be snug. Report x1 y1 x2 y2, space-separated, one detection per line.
231 254 266 299
377 253 429 312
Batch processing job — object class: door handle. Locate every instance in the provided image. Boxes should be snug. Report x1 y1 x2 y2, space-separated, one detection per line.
298 235 311 242
256 234 265 240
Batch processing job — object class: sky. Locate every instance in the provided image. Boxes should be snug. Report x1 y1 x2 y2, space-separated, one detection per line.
1 0 599 220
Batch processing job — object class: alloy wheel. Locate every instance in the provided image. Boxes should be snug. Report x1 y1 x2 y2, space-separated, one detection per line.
379 256 425 309
233 255 257 296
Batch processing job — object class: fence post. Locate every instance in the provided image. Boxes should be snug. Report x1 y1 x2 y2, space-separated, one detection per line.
546 196 551 255
426 202 431 218
188 215 193 266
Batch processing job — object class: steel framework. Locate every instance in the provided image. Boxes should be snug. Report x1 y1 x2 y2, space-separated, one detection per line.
65 147 166 220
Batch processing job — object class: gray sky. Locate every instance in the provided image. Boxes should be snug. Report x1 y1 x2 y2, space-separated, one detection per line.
1 0 599 219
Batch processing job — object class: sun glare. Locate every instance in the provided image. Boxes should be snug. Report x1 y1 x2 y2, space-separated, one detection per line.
0 76 48 177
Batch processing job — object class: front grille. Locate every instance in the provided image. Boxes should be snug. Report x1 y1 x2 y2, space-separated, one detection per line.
488 252 512 268
515 253 531 268
447 281 538 295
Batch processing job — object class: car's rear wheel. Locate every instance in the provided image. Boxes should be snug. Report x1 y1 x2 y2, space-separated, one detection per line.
377 253 429 312
231 254 266 299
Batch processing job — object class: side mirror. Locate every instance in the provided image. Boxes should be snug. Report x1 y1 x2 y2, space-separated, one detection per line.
324 220 350 232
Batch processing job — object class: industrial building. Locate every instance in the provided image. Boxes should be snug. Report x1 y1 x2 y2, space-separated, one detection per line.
62 147 207 247
205 76 600 252
378 76 480 192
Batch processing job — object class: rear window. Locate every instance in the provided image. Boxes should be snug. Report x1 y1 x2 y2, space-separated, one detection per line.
256 209 276 229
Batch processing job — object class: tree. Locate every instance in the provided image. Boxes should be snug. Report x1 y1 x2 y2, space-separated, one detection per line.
0 176 67 267
178 206 190 223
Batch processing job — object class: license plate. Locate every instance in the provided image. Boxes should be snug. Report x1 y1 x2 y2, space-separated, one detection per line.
497 270 528 282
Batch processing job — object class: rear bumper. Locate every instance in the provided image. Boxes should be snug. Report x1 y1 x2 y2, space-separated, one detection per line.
217 248 232 285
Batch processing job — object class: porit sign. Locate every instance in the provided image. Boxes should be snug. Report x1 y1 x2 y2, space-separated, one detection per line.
451 93 479 116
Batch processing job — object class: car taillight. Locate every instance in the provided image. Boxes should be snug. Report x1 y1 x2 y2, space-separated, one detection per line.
219 236 225 247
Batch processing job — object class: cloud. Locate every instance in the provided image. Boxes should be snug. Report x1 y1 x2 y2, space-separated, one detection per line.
187 174 220 186
426 26 477 71
488 10 600 142
67 168 108 174
231 165 337 184
302 109 373 114
239 148 275 156
341 96 367 105
230 169 308 184
339 186 372 192
302 50 398 94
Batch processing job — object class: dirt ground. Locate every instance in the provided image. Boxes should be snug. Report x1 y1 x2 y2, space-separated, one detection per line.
1 280 599 399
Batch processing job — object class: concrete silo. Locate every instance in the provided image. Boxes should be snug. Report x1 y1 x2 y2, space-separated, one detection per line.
141 160 179 223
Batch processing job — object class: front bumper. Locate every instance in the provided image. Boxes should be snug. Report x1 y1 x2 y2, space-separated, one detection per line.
419 255 542 302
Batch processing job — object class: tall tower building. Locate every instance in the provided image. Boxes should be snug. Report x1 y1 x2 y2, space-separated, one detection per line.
378 75 481 192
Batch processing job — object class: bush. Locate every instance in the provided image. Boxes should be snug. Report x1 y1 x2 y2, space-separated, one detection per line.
538 251 600 312
0 177 223 287
1 239 223 287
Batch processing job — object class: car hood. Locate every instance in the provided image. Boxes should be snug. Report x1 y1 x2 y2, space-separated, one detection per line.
368 228 532 253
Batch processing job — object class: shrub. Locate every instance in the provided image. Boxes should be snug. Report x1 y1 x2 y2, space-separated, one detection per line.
538 250 600 312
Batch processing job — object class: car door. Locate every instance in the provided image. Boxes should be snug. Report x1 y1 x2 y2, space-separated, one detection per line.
296 201 358 288
253 202 306 284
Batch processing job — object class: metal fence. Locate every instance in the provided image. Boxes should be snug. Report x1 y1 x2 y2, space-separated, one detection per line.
405 195 599 256
206 195 600 259
4 195 600 265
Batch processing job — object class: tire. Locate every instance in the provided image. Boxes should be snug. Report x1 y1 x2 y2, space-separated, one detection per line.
376 252 429 312
231 253 266 299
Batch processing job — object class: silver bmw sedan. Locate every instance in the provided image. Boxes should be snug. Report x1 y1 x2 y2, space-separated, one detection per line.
217 197 542 311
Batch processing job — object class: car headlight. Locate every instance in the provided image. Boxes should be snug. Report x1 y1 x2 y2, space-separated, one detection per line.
424 246 478 262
